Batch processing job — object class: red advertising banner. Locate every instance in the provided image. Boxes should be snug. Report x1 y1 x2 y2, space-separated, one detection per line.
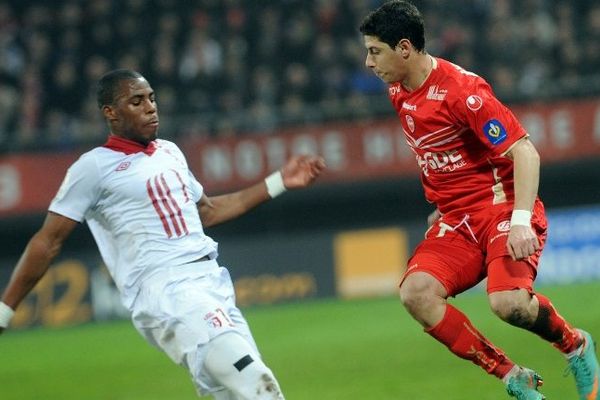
180 97 600 192
0 153 79 217
1 97 599 216
181 118 420 194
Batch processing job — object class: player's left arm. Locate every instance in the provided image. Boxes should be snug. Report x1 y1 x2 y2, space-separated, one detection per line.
504 137 541 261
449 76 539 261
198 155 326 227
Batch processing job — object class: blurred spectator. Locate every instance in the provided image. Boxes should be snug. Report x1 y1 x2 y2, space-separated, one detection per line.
0 82 19 145
1 0 599 152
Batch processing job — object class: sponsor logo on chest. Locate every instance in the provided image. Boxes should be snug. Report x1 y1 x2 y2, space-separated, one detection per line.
416 149 466 176
426 85 447 101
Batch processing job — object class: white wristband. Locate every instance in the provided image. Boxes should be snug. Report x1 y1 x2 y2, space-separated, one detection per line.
0 301 15 329
265 171 287 198
511 209 532 227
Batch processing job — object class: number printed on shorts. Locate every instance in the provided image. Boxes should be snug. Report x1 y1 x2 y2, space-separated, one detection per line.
204 308 234 329
146 173 189 238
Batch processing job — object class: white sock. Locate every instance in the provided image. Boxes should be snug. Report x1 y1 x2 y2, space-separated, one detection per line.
502 365 522 385
566 338 586 359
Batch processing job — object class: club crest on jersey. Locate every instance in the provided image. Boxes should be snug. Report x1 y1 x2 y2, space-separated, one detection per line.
466 95 483 111
483 119 507 145
405 115 415 132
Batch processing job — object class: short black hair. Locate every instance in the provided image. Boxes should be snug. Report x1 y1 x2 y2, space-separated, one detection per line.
96 69 144 109
359 0 425 52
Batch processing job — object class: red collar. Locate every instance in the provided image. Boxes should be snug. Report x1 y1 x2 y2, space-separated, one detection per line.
103 135 157 156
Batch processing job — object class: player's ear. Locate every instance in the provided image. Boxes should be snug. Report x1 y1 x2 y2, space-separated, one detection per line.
397 39 412 59
102 105 118 121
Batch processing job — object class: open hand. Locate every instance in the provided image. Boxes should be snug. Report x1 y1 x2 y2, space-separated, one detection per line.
281 155 326 189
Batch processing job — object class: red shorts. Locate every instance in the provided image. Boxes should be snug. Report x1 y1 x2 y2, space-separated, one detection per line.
401 200 547 296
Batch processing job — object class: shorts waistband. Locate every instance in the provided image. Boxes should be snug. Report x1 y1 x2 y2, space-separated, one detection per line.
138 258 220 285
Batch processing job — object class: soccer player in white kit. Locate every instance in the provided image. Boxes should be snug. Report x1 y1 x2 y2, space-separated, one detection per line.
0 69 326 400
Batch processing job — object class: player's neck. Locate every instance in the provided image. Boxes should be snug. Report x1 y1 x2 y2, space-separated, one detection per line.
402 53 434 92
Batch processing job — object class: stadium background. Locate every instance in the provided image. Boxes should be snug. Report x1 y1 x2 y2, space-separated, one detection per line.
1 0 600 399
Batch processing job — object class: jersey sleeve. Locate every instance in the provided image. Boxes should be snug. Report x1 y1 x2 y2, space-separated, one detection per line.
450 77 527 156
49 153 101 222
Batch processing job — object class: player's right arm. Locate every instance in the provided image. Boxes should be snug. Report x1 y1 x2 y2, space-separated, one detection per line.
199 155 325 228
0 152 99 334
0 212 78 334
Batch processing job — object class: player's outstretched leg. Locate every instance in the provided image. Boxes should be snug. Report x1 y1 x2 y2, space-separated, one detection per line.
566 329 600 400
488 259 598 399
425 303 547 399
504 366 546 400
513 293 599 399
204 332 285 400
401 271 547 398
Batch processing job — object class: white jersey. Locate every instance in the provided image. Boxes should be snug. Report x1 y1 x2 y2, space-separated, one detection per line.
49 136 218 309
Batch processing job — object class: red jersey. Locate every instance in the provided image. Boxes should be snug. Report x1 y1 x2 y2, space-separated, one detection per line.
389 57 527 217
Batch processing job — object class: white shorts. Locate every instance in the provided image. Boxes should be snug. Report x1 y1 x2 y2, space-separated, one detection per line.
130 259 259 395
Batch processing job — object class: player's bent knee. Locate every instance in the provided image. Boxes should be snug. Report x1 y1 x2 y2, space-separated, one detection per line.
488 290 535 327
399 272 445 313
204 332 284 400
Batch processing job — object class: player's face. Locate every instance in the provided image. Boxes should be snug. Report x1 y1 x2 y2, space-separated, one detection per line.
363 35 406 84
109 78 159 145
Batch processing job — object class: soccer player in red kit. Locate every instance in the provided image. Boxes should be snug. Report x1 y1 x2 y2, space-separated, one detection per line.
360 2 599 399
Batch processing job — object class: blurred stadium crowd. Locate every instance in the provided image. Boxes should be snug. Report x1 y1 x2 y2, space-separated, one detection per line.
0 0 599 151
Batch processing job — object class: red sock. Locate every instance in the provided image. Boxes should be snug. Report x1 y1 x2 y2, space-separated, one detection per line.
531 293 582 353
427 304 514 378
